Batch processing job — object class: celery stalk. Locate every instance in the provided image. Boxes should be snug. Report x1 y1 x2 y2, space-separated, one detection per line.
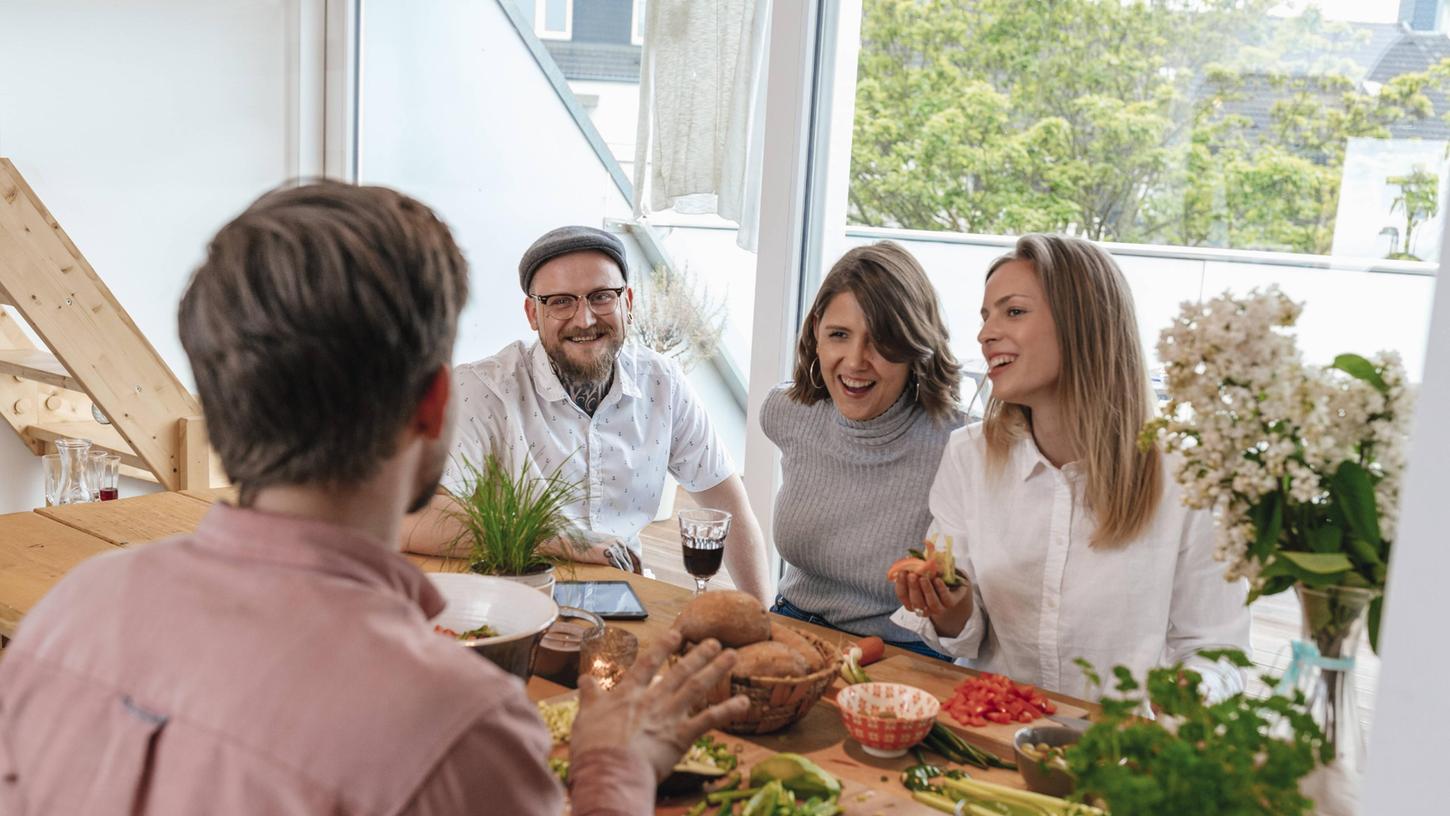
941 777 1102 815
912 790 961 813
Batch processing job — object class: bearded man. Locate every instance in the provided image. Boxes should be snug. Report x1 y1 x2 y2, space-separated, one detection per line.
403 226 771 601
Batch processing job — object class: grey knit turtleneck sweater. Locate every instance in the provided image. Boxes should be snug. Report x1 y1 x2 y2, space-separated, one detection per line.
761 384 966 641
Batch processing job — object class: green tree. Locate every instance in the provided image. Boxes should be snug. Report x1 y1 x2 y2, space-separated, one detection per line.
1386 166 1440 260
850 0 1450 254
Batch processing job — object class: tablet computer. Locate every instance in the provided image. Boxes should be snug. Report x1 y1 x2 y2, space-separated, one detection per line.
553 580 649 620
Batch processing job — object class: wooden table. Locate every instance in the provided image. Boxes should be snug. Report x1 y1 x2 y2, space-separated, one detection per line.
0 492 1099 813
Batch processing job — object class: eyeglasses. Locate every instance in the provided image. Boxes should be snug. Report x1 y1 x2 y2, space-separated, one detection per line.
530 286 625 320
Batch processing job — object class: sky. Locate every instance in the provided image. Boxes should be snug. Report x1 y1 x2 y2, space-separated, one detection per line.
1272 1 1400 24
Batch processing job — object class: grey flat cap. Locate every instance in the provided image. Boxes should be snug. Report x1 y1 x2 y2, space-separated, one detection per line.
518 225 628 293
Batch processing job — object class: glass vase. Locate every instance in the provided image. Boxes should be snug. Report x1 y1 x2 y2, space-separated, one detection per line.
1285 584 1375 816
53 437 93 505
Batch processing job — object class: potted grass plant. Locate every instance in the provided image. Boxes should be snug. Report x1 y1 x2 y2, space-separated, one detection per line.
444 453 585 595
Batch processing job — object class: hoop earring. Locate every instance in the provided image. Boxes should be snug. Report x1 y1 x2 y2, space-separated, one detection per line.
914 374 922 404
808 358 824 390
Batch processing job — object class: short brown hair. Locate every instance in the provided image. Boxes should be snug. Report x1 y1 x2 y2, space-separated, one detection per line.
179 182 469 502
981 234 1160 548
787 241 961 421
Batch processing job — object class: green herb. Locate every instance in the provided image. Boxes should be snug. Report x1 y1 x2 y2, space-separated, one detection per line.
547 756 569 785
1066 650 1326 816
444 453 586 576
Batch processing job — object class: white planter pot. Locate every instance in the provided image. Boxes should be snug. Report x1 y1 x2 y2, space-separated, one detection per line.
495 566 556 597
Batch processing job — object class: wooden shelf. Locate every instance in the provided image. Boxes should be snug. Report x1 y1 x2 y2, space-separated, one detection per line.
23 421 144 469
0 349 78 391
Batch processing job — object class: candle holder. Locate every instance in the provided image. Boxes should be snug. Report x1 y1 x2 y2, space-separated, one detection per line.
579 625 638 691
533 607 604 689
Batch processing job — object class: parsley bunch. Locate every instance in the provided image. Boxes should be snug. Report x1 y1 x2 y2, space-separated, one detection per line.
1066 650 1327 816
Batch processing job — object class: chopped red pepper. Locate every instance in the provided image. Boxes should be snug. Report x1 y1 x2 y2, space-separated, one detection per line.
942 673 1055 728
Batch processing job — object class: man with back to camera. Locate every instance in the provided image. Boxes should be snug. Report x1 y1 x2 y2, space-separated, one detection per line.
401 225 773 601
0 183 748 814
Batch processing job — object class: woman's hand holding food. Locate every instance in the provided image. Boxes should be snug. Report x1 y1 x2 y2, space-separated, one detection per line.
895 571 974 638
570 629 750 783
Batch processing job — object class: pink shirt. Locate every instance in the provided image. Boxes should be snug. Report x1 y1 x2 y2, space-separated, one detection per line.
0 504 653 815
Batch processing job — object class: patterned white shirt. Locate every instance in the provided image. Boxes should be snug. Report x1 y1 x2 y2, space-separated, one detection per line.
891 423 1250 701
445 340 735 553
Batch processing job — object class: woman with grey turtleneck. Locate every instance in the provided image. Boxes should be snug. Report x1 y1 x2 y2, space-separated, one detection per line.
763 242 965 659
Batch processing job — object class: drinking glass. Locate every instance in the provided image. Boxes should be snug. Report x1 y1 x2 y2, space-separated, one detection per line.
89 452 120 501
677 508 731 595
42 454 63 507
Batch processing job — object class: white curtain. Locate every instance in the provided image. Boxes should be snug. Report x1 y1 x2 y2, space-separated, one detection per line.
632 0 770 251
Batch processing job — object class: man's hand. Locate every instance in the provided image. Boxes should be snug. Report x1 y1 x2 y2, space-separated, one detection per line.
895 572 974 638
536 537 642 573
570 630 750 782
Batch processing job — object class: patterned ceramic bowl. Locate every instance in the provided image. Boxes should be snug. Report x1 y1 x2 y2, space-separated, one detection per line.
836 682 940 758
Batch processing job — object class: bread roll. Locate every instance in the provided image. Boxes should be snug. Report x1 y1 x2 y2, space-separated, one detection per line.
769 622 824 672
732 641 810 679
674 590 771 648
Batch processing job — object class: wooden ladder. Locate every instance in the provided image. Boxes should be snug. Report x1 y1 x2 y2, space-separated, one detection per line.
0 158 221 491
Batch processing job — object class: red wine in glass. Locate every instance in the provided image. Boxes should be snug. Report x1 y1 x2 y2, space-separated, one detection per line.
682 537 724 579
98 487 119 501
677 508 732 594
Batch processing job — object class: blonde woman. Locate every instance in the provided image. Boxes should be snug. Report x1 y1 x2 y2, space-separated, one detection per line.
890 234 1250 700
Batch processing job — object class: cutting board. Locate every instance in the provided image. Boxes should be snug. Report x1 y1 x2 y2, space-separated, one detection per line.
536 684 942 814
838 655 1094 761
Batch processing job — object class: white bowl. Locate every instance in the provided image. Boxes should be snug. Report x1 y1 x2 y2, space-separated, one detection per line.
428 573 559 678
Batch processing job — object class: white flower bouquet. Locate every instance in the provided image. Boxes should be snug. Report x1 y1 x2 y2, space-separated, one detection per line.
1143 286 1413 650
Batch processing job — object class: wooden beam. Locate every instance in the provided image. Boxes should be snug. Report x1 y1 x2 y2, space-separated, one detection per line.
0 349 79 391
177 416 209 491
0 159 200 489
23 421 144 469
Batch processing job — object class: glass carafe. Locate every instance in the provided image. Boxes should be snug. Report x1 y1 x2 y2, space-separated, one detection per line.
54 437 93 504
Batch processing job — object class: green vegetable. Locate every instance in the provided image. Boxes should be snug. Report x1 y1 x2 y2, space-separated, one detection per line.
941 776 1099 815
706 787 761 805
1065 651 1326 815
748 753 841 800
741 780 786 816
683 802 708 816
547 756 569 785
901 758 969 794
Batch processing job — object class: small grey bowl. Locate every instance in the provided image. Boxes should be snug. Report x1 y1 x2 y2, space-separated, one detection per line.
1013 725 1079 798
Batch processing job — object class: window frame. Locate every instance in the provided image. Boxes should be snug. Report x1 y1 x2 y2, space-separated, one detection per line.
534 0 573 41
632 0 645 46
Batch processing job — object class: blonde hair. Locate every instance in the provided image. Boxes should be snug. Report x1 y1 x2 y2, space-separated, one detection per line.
981 234 1161 548
788 241 962 422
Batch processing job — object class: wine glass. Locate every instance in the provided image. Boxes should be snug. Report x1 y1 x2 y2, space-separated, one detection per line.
677 508 731 595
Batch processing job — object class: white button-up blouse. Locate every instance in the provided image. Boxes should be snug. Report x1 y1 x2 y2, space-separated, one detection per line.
891 423 1250 701
444 340 735 553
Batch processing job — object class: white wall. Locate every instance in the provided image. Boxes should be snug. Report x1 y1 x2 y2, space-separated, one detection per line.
0 0 307 513
1361 208 1450 813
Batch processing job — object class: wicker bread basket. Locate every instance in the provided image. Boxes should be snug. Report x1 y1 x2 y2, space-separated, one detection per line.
686 627 842 735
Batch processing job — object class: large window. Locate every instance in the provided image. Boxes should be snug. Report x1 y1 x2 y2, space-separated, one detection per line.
819 0 1439 732
844 0 1440 385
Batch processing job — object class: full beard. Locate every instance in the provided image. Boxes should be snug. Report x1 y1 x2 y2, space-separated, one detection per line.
546 327 623 415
